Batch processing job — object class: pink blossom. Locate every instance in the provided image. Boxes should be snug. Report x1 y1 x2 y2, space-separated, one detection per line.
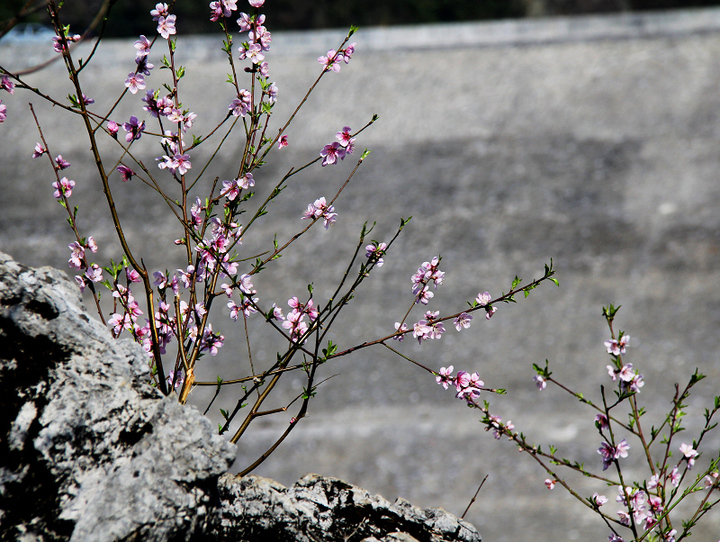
595 413 609 429
669 466 681 487
150 3 169 20
158 153 192 175
318 49 342 72
342 43 356 63
85 264 103 283
436 365 454 390
412 320 433 344
365 242 387 267
1 75 14 94
270 304 284 321
320 142 346 166
209 0 237 21
248 0 265 6
598 439 630 470
453 312 473 331
266 82 278 103
221 178 241 201
167 370 185 390
393 322 408 341
592 493 608 506
0 101 6 123
107 120 119 138
237 12 252 32
229 89 252 117
108 312 131 335
534 375 547 390
68 242 85 269
32 142 46 158
117 164 135 182
134 35 151 57
615 439 630 459
237 273 255 294
135 55 153 76
475 291 492 306
86 237 98 253
301 196 337 228
153 270 168 288
126 267 142 283
544 479 556 490
278 134 288 149
122 115 145 142
336 125 356 154
239 172 254 189
54 155 70 170
157 14 177 39
605 334 630 356
52 177 75 199
199 326 224 356
239 42 264 64
250 25 271 51
455 371 483 401
679 442 698 469
125 72 146 94
258 60 269 77
618 363 635 382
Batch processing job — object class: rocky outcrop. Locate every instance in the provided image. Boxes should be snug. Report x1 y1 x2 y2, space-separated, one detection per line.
0 252 480 542
215 473 481 542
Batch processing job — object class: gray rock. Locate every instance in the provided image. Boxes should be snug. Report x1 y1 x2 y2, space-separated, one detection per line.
214 473 481 542
0 252 480 542
0 252 235 541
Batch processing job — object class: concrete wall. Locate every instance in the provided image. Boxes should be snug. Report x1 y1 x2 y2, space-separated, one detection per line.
2 8 720 541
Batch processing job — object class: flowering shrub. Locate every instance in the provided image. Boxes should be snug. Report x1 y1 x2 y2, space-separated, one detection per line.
436 304 720 541
0 0 555 472
1 2 717 540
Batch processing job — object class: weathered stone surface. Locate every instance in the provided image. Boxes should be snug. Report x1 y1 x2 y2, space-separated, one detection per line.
214 473 481 542
0 252 236 541
0 252 480 541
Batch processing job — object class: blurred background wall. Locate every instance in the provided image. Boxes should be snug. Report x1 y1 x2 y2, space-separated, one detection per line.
2 3 720 541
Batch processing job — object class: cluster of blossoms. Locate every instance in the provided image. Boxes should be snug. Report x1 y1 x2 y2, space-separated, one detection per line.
411 257 444 305
151 3 176 40
237 9 271 65
318 43 356 73
275 296 319 344
597 449 718 542
436 366 486 404
474 290 498 319
67 237 102 290
598 439 631 471
393 257 492 343
320 126 356 167
146 272 224 358
52 31 81 54
221 173 255 201
224 2 279 131
226 273 258 320
412 311 445 343
108 282 143 337
604 335 645 394
0 75 14 123
302 196 337 228
194 215 242 278
365 242 387 267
